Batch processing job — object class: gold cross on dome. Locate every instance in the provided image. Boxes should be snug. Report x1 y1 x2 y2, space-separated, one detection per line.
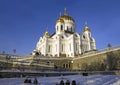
64 8 67 14
60 12 61 17
85 21 88 27
46 27 48 31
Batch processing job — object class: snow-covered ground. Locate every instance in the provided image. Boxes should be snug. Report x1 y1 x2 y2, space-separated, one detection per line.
0 75 120 85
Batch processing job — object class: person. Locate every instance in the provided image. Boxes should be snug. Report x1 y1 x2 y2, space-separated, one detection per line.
66 80 70 85
28 79 31 83
72 80 76 85
24 78 28 83
60 80 64 85
33 78 38 85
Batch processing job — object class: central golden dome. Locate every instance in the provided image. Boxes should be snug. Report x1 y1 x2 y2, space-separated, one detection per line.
57 14 75 23
56 8 75 23
60 14 75 21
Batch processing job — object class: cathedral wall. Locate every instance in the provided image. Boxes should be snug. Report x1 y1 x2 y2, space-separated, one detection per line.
72 53 107 70
72 49 120 70
30 48 120 70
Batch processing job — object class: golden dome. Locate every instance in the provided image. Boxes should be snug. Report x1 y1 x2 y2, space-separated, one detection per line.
61 14 75 21
44 31 50 37
56 18 64 23
56 8 75 23
56 14 75 23
84 26 90 32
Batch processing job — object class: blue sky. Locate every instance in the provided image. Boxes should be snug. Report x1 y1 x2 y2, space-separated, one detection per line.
0 0 120 55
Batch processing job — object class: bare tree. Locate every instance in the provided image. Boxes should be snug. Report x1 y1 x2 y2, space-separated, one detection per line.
13 49 16 55
106 52 120 70
2 51 5 54
107 43 112 48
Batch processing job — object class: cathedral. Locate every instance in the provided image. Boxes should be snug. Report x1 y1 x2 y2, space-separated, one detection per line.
32 9 96 57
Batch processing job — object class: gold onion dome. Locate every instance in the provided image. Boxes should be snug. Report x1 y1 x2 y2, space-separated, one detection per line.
44 31 50 37
57 18 64 23
57 14 75 23
84 26 90 32
56 8 75 23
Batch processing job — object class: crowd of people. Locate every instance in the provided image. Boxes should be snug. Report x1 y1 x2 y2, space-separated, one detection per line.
24 78 77 85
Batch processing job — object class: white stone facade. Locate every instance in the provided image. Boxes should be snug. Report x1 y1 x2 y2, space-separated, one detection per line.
33 12 96 57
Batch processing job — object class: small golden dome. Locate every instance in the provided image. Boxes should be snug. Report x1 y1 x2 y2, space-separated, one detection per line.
44 31 50 37
84 26 90 32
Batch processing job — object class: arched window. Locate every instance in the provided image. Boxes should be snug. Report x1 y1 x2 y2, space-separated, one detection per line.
63 64 65 68
48 45 52 52
71 27 72 32
75 34 77 37
61 25 63 30
48 45 50 52
67 26 68 31
83 35 85 39
61 36 64 39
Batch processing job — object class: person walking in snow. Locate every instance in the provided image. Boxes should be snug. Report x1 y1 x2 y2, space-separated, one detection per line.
66 80 70 85
72 80 76 85
33 78 38 85
60 80 64 85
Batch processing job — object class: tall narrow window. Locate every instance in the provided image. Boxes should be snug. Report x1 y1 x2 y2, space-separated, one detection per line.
63 64 65 68
61 36 64 39
67 26 68 31
71 27 72 32
61 25 63 30
83 35 85 39
48 45 52 52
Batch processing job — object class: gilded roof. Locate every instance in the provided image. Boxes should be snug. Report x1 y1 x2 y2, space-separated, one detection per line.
56 14 75 23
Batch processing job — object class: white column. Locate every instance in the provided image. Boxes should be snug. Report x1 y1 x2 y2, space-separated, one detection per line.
71 35 75 57
57 35 60 57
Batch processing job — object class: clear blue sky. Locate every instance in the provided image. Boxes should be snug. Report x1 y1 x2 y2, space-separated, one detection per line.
0 0 120 55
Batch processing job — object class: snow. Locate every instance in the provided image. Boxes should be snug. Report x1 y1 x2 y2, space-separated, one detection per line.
0 75 120 85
